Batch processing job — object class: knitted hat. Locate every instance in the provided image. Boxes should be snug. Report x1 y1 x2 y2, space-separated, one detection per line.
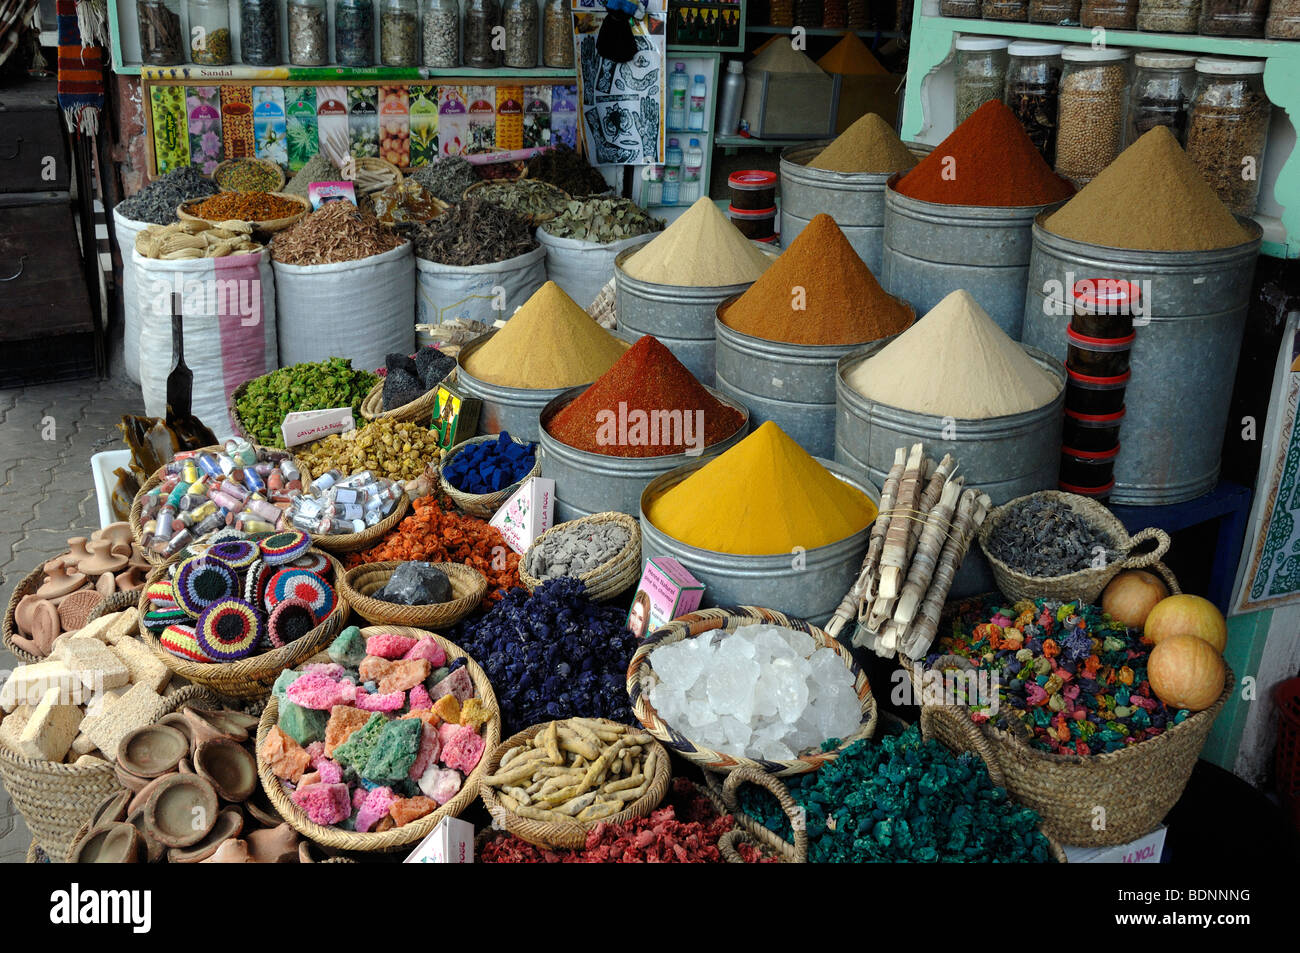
196 597 264 660
143 607 189 631
264 569 335 622
291 551 330 575
267 597 317 649
159 623 213 662
207 539 259 569
173 556 240 618
145 580 178 609
258 530 310 565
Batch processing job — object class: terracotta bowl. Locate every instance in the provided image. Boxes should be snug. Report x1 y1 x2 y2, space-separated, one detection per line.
144 774 219 848
118 724 189 778
71 822 143 864
168 807 245 863
194 737 257 802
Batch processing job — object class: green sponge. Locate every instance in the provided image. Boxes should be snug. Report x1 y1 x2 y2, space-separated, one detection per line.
331 712 388 774
362 718 422 784
328 626 367 668
278 700 328 747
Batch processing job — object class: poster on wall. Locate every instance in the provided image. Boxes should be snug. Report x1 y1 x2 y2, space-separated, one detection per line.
573 0 667 165
1232 310 1300 614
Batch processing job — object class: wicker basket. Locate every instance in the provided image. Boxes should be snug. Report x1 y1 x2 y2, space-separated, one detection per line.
353 156 403 195
3 562 54 663
360 378 441 424
310 493 411 555
338 560 487 627
438 433 541 519
213 157 287 193
979 491 1171 604
85 589 142 623
462 178 571 226
255 625 500 853
177 191 311 233
627 606 879 777
518 512 641 602
135 550 348 700
478 718 671 849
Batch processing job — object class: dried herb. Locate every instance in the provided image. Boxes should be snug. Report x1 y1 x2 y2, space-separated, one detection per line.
272 201 405 265
525 144 609 196
117 167 220 225
503 0 538 68
472 178 571 224
284 153 339 196
137 0 184 65
381 9 419 65
192 27 232 65
288 0 328 64
336 0 375 66
412 197 537 266
1006 66 1061 165
409 155 481 203
214 159 280 192
235 357 378 447
240 0 280 65
190 191 303 221
542 197 663 243
1185 79 1271 216
984 496 1121 576
423 5 459 65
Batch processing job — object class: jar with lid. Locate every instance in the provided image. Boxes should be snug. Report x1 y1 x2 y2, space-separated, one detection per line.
240 0 281 65
1184 57 1270 216
1136 0 1200 31
423 0 459 66
137 0 185 65
1200 0 1267 34
1004 40 1064 164
982 0 1029 20
288 0 328 65
188 0 232 64
503 0 538 68
1125 52 1194 147
939 0 982 15
1080 0 1137 27
337 0 376 65
1054 46 1130 188
1028 0 1080 23
1267 0 1300 37
543 0 572 67
381 0 419 65
465 0 501 68
955 37 1010 126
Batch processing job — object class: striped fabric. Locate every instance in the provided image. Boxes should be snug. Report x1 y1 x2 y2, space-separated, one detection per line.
56 0 103 134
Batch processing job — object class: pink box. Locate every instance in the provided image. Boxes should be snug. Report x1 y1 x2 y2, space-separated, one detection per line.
626 557 704 639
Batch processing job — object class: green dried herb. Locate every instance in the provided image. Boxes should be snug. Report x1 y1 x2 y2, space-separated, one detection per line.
472 178 571 224
543 197 664 243
234 357 379 448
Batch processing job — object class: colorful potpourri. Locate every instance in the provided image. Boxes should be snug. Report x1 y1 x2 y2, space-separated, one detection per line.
928 596 1192 755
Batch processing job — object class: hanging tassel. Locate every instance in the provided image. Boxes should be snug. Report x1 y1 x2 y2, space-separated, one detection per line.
75 0 110 47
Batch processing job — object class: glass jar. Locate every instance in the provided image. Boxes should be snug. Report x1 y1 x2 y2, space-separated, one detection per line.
137 0 185 65
1126 52 1195 147
543 0 572 67
240 0 280 65
955 37 1010 126
188 0 232 64
1267 0 1300 36
1004 40 1064 165
1136 0 1200 30
381 0 419 65
288 0 327 65
1184 58 1271 216
1080 0 1137 27
503 0 538 68
336 0 375 66
465 0 501 68
982 0 1029 20
1200 0 1267 34
939 0 982 15
1055 46 1130 188
423 0 459 66
1029 0 1080 23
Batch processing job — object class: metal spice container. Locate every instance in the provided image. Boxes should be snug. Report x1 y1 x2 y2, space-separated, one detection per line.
543 0 572 68
1080 0 1137 27
1136 0 1200 31
423 0 460 66
1054 47 1130 189
465 0 501 68
1004 41 1063 165
188 0 232 64
1200 0 1268 34
381 0 420 65
1267 0 1300 37
1028 0 1079 23
337 0 376 66
137 0 184 65
289 0 328 65
1125 52 1195 148
240 0 281 65
982 0 1029 19
503 0 538 67
1184 57 1271 217
955 37 1009 126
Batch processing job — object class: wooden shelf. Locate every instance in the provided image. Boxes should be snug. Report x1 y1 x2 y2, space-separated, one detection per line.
745 25 907 37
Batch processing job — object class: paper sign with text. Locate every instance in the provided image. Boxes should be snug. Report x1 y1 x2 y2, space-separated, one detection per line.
281 407 355 448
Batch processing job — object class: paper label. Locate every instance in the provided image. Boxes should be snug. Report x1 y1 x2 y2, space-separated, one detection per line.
281 407 355 447
627 557 704 639
490 477 555 554
308 181 358 209
403 817 475 863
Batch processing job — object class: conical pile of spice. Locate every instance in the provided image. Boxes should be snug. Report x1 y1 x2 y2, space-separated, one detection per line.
1044 126 1250 252
720 214 912 346
546 335 745 458
846 290 1060 418
620 197 772 287
817 31 888 75
895 100 1074 207
461 281 628 389
746 39 826 74
645 420 877 555
808 113 918 174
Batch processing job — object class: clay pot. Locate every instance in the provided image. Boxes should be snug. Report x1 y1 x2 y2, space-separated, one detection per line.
28 601 61 656
156 712 193 746
202 838 254 863
9 633 42 656
124 806 168 863
57 589 103 633
167 808 244 863
66 537 92 567
115 763 153 794
298 840 315 863
181 708 228 748
191 707 259 742
119 724 188 778
14 594 43 634
81 540 129 576
95 572 116 597
115 566 147 592
244 790 282 828
127 772 178 816
143 773 218 848
178 756 195 775
93 522 134 548
37 563 86 600
246 823 298 863
70 822 143 863
127 548 152 572
88 790 130 829
194 737 257 802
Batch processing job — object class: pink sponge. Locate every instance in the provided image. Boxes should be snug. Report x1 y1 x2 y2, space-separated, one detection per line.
317 759 343 784
408 724 442 781
408 685 432 711
305 741 327 765
355 786 398 833
287 672 357 710
439 724 485 773
302 662 347 679
291 782 351 825
366 632 418 660
429 666 474 703
417 766 462 805
403 637 447 668
355 688 406 712
352 787 368 810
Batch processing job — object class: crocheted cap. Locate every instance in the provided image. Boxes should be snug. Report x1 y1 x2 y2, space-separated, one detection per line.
143 607 188 631
196 597 264 661
291 551 330 574
259 530 310 566
159 623 213 662
173 556 240 618
207 539 259 570
267 597 317 649
264 568 335 622
145 579 178 609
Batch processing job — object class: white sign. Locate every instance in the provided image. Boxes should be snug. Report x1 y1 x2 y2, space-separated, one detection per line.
403 817 475 863
280 407 355 448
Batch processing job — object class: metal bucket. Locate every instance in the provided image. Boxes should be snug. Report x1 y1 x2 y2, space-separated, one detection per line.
537 384 751 522
880 175 1070 339
638 458 879 624
1021 215 1262 506
613 247 766 386
714 297 913 459
779 142 892 274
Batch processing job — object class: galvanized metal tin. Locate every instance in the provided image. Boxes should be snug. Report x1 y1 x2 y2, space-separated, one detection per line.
455 330 592 442
613 247 767 386
1021 214 1262 506
638 458 880 625
537 384 751 522
779 142 893 273
880 175 1070 339
714 297 914 459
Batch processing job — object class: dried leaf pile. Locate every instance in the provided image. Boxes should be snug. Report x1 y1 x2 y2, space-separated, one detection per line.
542 197 664 244
271 201 406 265
134 219 263 260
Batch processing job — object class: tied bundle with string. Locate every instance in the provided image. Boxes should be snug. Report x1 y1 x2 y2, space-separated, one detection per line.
824 443 991 659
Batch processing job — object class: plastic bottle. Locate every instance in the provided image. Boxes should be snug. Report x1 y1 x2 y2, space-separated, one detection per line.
688 74 707 130
682 138 703 203
668 63 689 129
662 138 683 205
717 60 745 136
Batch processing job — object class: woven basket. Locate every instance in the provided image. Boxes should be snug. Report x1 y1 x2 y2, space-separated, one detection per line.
438 434 541 519
353 156 403 195
478 718 671 849
587 278 617 327
627 606 878 777
213 157 286 193
255 626 500 853
3 562 54 663
979 491 1171 604
86 589 143 623
518 512 641 602
177 191 311 233
338 560 487 627
310 493 411 555
135 550 348 700
0 684 218 862
360 379 441 424
462 178 570 226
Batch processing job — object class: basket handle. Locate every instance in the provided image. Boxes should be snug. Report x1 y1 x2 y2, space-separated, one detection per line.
722 766 808 863
1148 559 1182 594
1119 527 1171 570
920 706 1006 790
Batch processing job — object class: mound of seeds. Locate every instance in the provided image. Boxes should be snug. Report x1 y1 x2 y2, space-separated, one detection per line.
984 497 1122 577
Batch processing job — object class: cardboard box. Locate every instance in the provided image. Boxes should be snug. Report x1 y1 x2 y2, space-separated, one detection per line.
281 407 355 448
490 476 554 555
431 384 482 450
1063 825 1166 864
626 557 704 639
403 817 475 863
